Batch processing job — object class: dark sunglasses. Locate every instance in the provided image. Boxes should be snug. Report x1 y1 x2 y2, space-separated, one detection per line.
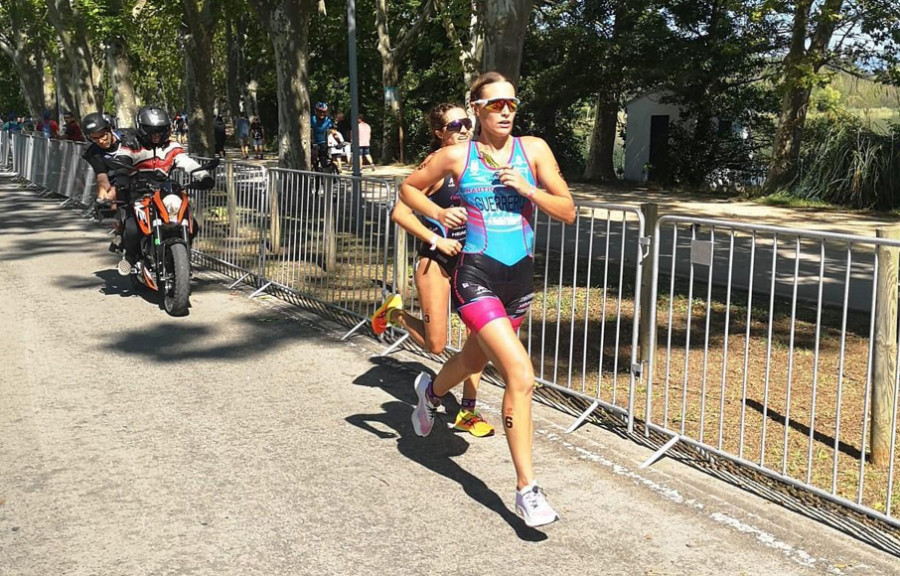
472 97 520 113
443 118 473 133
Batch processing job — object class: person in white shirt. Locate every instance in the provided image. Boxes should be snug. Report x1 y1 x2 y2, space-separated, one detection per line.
327 128 349 172
358 114 374 169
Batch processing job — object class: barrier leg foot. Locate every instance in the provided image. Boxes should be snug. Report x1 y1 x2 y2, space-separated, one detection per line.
248 281 272 299
340 318 368 341
376 332 410 357
565 400 600 434
227 273 251 289
638 436 680 469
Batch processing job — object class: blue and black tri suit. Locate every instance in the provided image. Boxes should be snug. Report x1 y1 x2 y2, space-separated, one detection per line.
417 175 467 276
452 137 537 333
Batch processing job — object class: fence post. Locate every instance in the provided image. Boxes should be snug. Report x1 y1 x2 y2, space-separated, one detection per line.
872 226 900 467
268 171 282 254
391 176 409 300
226 160 238 238
639 202 659 364
323 177 337 273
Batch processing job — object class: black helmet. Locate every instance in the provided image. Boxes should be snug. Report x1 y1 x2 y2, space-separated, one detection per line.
81 112 111 135
315 101 328 112
135 106 171 147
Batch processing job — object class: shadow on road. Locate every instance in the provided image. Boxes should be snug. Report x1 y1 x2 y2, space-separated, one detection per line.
100 312 322 363
346 356 548 542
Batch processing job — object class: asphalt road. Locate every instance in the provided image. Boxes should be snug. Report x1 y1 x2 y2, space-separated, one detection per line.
1 175 899 575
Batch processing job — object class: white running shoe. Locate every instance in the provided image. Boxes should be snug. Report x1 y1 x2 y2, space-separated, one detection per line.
515 482 559 528
411 372 438 437
117 257 133 276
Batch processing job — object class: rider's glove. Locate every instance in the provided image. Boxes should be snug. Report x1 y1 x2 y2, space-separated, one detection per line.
194 175 215 190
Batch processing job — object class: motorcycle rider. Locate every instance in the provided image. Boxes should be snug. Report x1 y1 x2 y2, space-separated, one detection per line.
114 105 215 275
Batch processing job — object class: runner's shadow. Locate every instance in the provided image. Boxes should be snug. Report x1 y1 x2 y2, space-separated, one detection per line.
347 363 548 541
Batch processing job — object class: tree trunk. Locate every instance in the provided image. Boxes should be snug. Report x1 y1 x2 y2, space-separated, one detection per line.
480 0 534 84
374 0 433 163
380 60 401 164
181 0 218 156
766 0 844 191
107 36 139 128
251 0 313 170
225 17 243 122
436 0 483 102
583 92 619 181
45 0 102 116
0 30 46 119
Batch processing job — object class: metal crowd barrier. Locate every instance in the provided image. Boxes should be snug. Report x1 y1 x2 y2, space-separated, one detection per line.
260 168 395 326
646 215 900 530
3 129 899 544
186 158 269 282
0 130 10 170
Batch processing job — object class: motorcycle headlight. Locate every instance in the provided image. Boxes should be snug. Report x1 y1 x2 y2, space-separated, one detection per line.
162 195 183 222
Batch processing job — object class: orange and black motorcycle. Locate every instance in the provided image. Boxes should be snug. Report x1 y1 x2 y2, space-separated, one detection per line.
105 157 219 316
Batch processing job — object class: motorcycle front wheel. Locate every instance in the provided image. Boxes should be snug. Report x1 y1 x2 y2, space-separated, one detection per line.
164 242 191 316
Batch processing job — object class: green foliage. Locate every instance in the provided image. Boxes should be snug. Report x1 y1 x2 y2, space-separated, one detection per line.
792 114 900 210
0 51 28 116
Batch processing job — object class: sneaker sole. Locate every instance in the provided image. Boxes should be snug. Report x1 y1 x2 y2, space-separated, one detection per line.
411 373 433 437
515 506 559 528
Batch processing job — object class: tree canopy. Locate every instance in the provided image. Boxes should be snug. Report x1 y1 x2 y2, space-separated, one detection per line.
0 0 898 196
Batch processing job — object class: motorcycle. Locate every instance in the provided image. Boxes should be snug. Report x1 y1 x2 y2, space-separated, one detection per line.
102 156 219 316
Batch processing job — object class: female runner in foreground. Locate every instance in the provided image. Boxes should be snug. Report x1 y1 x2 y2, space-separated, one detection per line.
399 72 575 527
372 103 493 438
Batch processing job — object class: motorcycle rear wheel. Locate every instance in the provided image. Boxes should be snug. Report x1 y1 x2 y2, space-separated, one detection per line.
164 243 191 316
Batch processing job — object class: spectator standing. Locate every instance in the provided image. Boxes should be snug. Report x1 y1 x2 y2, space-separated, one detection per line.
250 116 265 159
3 113 22 132
214 115 227 158
235 114 250 159
39 111 59 138
63 111 85 141
358 114 374 169
174 114 187 144
336 112 351 142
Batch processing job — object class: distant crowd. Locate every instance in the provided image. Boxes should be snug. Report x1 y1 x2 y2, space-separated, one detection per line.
3 110 88 142
3 107 376 170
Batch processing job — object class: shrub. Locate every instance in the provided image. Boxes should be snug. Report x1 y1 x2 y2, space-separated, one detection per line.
794 114 900 210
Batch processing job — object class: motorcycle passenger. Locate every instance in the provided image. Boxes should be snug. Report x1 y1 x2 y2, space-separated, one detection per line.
81 112 138 204
310 101 334 168
114 105 215 276
81 112 141 252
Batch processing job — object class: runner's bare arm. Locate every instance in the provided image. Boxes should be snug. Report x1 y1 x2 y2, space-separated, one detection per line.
399 146 467 228
523 136 575 224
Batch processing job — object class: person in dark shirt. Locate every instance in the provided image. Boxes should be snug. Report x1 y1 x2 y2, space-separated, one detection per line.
214 115 226 158
63 111 85 141
81 112 137 203
250 116 265 159
336 111 351 142
80 112 139 253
